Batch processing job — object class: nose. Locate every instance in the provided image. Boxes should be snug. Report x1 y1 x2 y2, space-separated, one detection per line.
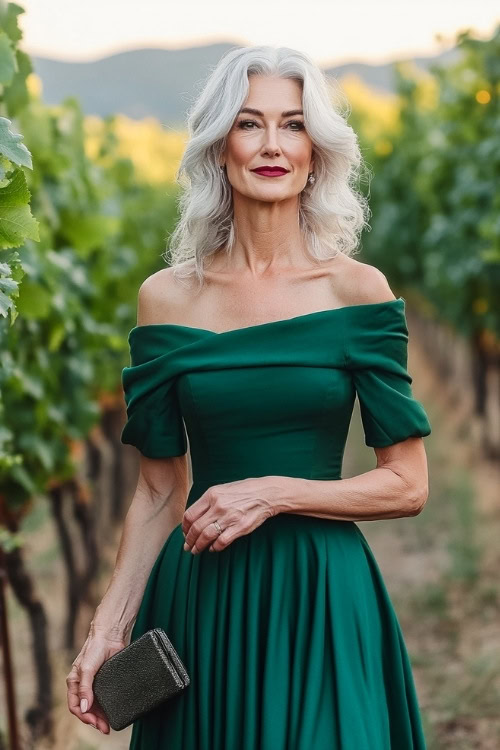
260 125 282 155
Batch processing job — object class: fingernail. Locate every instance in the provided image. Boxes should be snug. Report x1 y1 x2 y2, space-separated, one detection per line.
183 542 190 551
80 698 88 713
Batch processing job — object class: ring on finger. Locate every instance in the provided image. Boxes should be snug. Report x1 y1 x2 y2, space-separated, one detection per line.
213 519 223 535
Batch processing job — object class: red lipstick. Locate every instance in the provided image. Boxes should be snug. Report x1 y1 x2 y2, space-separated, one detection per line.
251 166 289 177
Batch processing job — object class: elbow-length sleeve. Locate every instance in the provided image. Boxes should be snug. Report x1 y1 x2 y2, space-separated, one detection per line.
120 327 188 458
346 300 432 448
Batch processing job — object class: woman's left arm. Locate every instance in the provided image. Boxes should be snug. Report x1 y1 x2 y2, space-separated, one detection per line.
274 435 429 521
182 436 429 555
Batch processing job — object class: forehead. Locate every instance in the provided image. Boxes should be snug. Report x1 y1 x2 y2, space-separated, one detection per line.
243 75 303 112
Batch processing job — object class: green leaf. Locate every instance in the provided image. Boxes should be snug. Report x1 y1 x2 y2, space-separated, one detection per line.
0 3 25 45
0 169 40 248
0 287 14 317
0 29 17 86
0 116 33 168
0 276 17 293
48 324 65 352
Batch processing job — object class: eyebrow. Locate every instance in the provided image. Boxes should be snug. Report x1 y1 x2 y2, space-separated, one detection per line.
238 108 304 117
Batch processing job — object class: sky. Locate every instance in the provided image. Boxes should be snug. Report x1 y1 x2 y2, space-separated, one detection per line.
18 0 499 67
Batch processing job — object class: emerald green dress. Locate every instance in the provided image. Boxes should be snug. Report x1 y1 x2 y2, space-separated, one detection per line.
120 296 431 749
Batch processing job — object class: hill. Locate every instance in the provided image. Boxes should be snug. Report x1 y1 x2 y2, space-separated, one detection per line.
31 42 461 124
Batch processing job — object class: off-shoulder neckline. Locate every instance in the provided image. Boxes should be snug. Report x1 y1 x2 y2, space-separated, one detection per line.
129 296 405 338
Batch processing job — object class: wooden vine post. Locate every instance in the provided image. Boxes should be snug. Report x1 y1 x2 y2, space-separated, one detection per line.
0 544 21 750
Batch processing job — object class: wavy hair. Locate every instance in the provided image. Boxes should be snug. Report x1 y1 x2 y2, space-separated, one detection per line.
164 45 372 287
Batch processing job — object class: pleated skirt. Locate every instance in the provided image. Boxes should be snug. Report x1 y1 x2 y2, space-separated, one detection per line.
128 482 427 750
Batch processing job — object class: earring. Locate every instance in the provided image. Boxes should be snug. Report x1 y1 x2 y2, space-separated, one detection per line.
307 172 315 185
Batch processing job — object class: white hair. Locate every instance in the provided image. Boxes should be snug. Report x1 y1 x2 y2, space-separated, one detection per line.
164 45 372 287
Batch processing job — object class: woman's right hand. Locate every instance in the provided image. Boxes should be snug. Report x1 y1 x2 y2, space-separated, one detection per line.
66 626 128 735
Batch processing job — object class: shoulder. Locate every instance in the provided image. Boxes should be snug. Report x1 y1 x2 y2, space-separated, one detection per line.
136 266 189 326
332 255 397 306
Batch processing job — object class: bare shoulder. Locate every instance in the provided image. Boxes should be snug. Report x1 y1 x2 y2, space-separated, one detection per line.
334 255 398 306
136 266 190 326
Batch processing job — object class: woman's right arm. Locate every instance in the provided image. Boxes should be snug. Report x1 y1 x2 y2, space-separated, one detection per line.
66 454 190 734
66 270 190 734
66 454 188 734
92 454 189 640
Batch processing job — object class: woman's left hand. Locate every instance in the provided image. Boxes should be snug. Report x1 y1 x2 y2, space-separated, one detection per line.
181 476 285 554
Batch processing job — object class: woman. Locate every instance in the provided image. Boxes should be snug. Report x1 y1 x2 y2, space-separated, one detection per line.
67 45 432 748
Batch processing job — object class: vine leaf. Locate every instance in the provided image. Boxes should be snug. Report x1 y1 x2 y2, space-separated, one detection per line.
0 168 40 248
0 115 33 168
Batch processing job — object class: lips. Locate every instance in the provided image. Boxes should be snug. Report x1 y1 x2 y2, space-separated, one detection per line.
251 167 289 176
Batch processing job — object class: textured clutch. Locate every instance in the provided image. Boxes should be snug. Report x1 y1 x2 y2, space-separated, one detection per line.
92 627 190 731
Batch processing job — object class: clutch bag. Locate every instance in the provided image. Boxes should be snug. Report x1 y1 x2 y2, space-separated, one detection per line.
92 627 190 731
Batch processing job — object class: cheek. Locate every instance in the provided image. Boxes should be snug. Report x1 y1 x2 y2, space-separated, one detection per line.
227 136 254 166
292 142 312 165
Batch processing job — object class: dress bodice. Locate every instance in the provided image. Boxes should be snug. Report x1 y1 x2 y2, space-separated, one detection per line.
120 297 431 491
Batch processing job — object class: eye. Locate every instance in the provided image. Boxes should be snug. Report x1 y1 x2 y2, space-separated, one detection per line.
237 120 305 131
238 120 258 129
